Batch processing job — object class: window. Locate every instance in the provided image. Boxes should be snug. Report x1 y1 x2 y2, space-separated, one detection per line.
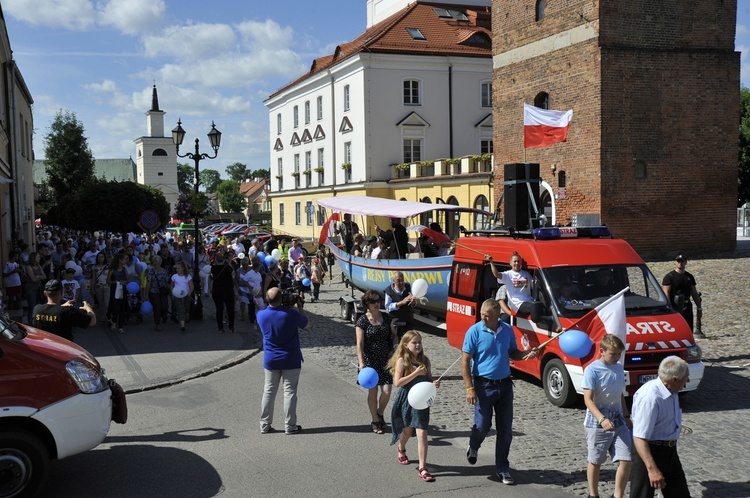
474 195 490 230
317 206 327 226
277 158 283 190
419 197 433 227
481 82 492 107
446 196 460 239
535 0 546 21
317 96 323 120
403 139 422 163
403 80 421 105
293 105 299 128
481 140 494 154
317 148 325 185
534 92 549 110
295 202 301 225
343 142 352 183
306 201 313 226
279 203 285 225
277 113 282 135
294 154 300 188
406 28 426 41
343 85 350 112
304 101 310 124
305 151 312 187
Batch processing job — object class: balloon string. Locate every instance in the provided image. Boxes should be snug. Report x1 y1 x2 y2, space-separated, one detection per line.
437 356 462 382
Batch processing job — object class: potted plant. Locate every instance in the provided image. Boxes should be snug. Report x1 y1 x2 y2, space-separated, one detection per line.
340 162 352 170
291 171 301 177
313 166 325 173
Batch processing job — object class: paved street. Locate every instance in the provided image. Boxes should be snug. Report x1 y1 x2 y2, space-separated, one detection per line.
72 241 750 497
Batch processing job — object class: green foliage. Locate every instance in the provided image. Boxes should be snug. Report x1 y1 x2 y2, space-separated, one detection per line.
251 168 270 180
225 162 250 183
200 168 222 193
739 87 750 205
173 191 210 220
43 110 95 202
177 163 194 194
216 179 245 213
41 179 169 233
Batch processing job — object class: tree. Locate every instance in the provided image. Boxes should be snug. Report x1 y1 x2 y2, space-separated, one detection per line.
225 162 250 183
177 163 194 194
216 180 246 213
251 168 270 181
43 110 95 202
200 169 222 193
739 87 750 205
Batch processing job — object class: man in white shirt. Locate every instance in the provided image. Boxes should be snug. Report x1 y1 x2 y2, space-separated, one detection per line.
487 252 533 315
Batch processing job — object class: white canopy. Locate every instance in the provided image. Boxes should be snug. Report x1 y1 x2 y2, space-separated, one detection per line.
317 196 489 218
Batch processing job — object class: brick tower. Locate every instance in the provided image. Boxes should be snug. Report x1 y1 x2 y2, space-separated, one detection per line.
492 0 740 255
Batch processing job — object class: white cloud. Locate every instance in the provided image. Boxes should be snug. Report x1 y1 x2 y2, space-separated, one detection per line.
84 80 119 93
3 0 96 30
98 0 166 35
142 23 237 60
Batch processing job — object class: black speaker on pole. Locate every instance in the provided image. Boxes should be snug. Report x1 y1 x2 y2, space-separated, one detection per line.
504 163 540 230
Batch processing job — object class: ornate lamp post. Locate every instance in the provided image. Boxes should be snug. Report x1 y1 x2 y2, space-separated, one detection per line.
172 119 222 314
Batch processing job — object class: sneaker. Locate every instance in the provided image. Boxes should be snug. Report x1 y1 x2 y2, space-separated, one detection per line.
498 471 514 485
466 446 478 465
694 330 707 339
260 426 276 434
286 425 302 435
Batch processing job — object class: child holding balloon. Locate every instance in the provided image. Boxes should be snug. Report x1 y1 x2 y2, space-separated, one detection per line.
387 330 440 482
582 333 632 498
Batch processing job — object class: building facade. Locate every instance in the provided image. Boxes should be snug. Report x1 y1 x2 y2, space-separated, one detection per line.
266 0 494 239
492 0 740 254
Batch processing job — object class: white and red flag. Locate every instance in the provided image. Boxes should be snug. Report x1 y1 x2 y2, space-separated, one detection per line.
523 103 573 149
572 287 628 362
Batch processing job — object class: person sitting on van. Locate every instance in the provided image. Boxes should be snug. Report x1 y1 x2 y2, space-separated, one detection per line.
487 252 533 315
494 285 512 324
32 279 96 342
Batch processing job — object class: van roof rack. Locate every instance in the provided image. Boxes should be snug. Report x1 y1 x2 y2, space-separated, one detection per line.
459 225 612 240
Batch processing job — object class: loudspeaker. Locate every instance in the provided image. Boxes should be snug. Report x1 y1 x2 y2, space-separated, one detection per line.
504 163 540 230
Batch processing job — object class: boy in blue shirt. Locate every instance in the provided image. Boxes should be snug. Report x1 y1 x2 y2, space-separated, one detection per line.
582 334 632 498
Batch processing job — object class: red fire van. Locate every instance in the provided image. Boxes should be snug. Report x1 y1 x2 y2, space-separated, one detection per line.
0 313 126 496
446 226 704 407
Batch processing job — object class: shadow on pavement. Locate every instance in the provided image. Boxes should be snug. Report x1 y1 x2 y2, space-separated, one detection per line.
104 426 228 444
699 480 750 497
681 363 750 412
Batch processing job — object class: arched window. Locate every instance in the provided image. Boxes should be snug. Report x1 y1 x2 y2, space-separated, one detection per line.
446 196 460 239
535 0 545 22
534 92 549 110
152 148 168 156
473 195 490 230
420 197 432 226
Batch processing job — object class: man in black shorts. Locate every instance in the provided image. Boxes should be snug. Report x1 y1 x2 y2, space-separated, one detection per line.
662 254 703 338
32 279 96 342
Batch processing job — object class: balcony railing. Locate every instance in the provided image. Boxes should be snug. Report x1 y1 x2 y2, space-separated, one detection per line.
391 154 494 180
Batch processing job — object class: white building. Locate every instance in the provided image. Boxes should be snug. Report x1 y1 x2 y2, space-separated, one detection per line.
265 0 493 239
134 85 181 212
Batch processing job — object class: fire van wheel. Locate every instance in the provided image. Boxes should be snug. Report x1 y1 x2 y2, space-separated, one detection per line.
340 300 352 321
0 430 51 498
543 359 577 408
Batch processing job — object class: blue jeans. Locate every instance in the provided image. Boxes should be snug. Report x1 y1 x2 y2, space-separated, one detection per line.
469 378 514 473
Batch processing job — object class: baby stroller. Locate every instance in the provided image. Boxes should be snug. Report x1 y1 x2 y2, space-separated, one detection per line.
125 288 142 325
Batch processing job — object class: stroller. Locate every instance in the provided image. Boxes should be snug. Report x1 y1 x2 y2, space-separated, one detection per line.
125 288 142 325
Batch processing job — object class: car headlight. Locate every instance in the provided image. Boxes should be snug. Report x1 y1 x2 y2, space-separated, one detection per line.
686 344 702 362
66 360 107 393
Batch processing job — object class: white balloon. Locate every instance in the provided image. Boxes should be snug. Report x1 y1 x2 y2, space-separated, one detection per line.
73 265 83 277
172 286 189 298
202 264 211 275
271 249 282 260
407 381 437 410
237 253 246 260
411 278 429 299
65 260 77 270
93 231 100 238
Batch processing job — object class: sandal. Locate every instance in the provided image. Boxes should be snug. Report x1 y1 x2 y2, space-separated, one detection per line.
396 447 409 465
377 412 386 425
418 467 435 482
371 422 384 434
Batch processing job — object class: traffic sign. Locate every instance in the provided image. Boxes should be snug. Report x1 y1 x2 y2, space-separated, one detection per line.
140 210 161 231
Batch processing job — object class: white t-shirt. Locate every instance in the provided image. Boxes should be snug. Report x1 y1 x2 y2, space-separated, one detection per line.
497 269 532 312
3 261 21 287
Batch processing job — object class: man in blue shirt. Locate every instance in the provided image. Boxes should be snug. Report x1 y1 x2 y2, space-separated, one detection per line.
630 356 691 498
461 299 537 485
258 287 308 435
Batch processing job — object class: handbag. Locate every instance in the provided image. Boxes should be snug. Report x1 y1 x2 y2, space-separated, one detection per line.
114 282 124 299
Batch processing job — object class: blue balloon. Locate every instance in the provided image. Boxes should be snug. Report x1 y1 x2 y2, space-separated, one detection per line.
134 237 141 245
257 251 266 260
302 278 311 287
559 329 593 359
358 367 379 389
126 281 140 294
74 274 84 282
140 301 153 314
264 255 276 267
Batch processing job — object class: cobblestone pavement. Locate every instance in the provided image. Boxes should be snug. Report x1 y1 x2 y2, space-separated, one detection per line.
297 243 750 498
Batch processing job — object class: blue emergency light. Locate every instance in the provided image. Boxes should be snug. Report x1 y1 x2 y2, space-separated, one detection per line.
533 226 611 240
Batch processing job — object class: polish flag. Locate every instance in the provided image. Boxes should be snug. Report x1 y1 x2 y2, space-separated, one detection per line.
523 103 574 149
572 287 628 362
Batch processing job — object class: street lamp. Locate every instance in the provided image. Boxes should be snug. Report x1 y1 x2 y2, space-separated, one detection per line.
172 118 222 316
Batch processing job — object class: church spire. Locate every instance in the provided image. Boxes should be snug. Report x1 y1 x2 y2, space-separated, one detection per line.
151 84 161 112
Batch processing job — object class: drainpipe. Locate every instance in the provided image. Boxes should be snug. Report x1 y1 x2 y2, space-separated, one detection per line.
448 62 453 158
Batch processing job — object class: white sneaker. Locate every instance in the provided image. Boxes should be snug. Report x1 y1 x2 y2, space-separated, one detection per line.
498 471 514 485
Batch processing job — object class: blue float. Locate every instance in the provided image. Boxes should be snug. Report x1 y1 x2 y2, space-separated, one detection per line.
559 329 593 359
126 282 140 294
358 367 379 389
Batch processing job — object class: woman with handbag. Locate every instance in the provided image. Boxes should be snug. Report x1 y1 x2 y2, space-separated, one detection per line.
210 251 236 333
171 261 194 332
107 253 128 334
92 252 110 326
145 255 170 331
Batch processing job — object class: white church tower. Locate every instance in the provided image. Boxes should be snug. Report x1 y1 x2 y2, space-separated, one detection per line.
135 85 180 213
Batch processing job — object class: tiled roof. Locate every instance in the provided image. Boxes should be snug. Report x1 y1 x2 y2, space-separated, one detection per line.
33 158 137 184
239 179 267 201
269 1 491 98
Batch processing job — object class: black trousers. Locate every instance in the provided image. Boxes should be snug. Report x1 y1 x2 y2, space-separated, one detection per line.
212 286 235 331
630 444 690 498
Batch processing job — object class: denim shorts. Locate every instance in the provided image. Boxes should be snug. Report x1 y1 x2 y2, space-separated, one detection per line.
585 424 632 464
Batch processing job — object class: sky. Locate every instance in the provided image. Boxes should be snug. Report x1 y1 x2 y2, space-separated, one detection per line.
3 0 750 179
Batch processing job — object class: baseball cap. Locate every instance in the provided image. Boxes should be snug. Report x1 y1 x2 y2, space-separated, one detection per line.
45 279 63 292
675 254 687 261
365 235 377 243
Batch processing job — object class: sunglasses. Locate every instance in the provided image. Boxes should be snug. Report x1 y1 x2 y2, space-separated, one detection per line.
368 299 381 304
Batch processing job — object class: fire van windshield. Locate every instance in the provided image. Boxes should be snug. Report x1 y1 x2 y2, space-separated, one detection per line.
543 265 670 318
0 312 27 340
